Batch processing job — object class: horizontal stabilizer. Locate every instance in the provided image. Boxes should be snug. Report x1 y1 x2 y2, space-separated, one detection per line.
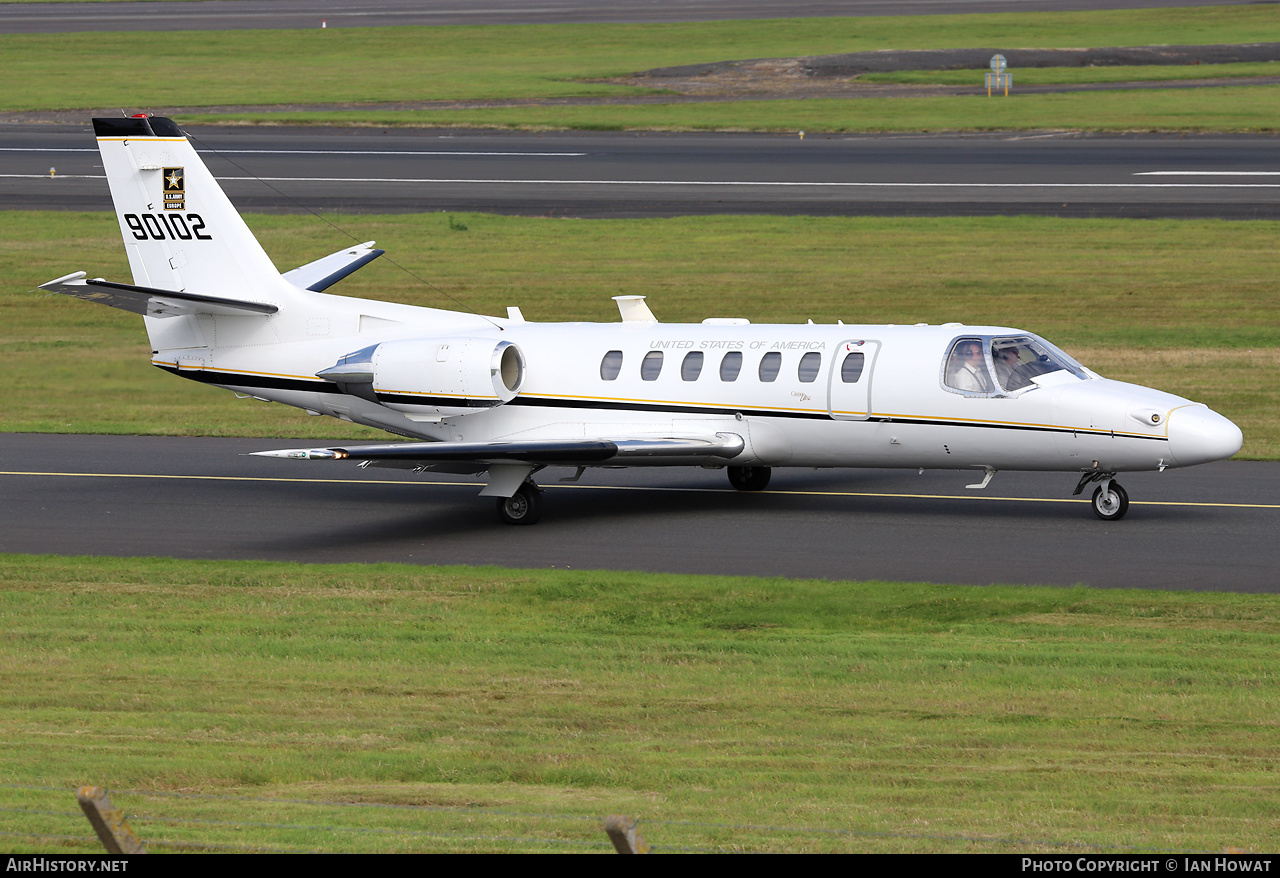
40 272 278 318
252 434 745 467
282 242 384 292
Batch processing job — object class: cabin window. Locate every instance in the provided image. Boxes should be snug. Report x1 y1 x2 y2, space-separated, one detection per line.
840 352 865 383
944 337 996 394
797 351 821 383
599 350 623 381
758 351 782 382
720 351 742 381
641 351 664 381
681 351 704 381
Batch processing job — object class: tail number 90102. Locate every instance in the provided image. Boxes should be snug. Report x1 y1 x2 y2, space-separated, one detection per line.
124 213 212 241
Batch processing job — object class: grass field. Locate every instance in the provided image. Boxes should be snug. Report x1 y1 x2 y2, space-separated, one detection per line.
190 86 1280 133
2 7 1279 131
4 210 1277 456
2 554 1279 853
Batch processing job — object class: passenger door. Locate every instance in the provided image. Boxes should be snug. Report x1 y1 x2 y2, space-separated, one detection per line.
827 339 880 421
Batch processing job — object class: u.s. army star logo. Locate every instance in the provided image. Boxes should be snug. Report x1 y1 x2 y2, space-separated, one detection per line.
163 166 185 210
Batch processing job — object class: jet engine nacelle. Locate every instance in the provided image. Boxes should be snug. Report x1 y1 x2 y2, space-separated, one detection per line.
319 337 525 415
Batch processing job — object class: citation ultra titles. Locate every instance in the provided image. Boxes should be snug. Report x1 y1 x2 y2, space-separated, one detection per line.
41 116 1243 525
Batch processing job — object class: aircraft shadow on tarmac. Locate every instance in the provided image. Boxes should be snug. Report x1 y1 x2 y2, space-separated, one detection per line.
241 474 1201 556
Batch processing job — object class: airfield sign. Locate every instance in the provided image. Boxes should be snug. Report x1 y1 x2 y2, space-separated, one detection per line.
986 53 1012 96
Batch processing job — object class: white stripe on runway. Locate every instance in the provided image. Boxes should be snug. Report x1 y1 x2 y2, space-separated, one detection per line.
199 176 1280 189
210 149 588 157
0 147 586 157
4 173 1280 189
1135 171 1280 176
0 148 98 153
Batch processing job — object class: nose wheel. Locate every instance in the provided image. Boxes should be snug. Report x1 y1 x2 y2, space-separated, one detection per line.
496 482 542 525
1091 481 1129 521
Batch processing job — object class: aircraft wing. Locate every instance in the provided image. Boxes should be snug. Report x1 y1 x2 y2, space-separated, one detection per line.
251 433 746 466
40 272 278 318
281 242 384 292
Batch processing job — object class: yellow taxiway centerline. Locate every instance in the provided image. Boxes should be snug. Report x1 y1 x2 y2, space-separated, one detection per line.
1 470 1277 509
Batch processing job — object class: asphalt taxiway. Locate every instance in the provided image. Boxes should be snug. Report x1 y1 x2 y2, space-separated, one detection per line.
4 125 1279 219
1 434 1274 591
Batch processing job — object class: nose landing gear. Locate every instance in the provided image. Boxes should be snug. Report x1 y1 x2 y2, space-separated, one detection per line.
1090 481 1129 521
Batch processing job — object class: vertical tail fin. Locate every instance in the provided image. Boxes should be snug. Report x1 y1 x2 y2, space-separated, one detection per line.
93 116 298 306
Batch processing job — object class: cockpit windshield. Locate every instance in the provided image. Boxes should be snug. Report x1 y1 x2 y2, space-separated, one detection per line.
943 333 1090 396
989 335 1088 392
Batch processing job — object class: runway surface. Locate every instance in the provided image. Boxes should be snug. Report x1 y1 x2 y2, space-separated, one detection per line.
1 434 1274 592
0 0 1254 33
5 124 1279 218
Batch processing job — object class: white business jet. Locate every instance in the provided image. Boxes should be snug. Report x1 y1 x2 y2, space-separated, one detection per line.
42 116 1243 525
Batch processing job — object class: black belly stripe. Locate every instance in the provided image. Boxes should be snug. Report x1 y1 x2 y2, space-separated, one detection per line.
156 364 331 394
375 391 499 408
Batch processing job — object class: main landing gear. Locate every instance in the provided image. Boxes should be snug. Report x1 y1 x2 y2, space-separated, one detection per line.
727 465 771 492
1075 471 1129 521
496 481 542 525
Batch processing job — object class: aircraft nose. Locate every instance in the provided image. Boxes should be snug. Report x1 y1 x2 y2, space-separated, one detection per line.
1167 405 1243 467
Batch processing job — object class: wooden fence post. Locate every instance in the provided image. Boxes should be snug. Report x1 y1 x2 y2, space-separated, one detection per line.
76 786 147 854
604 814 649 854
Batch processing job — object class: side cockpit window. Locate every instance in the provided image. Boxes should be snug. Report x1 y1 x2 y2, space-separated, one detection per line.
944 338 995 394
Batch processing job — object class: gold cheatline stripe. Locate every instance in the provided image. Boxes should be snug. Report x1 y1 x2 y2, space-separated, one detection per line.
0 471 1274 509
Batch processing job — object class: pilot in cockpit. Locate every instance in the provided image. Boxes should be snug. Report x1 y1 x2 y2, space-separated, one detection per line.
948 340 992 392
993 343 1029 392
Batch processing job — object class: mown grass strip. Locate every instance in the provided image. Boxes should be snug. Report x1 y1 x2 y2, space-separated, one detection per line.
1 554 1278 853
4 210 1277 455
188 84 1280 133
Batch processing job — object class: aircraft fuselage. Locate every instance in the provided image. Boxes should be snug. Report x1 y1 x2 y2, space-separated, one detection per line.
152 313 1240 476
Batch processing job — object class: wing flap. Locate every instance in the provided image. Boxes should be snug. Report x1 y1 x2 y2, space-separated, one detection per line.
40 272 278 318
251 433 745 467
281 242 385 292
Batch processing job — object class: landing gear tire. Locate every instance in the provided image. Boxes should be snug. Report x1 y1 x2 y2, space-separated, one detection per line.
727 465 771 492
497 483 541 525
1091 481 1129 521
